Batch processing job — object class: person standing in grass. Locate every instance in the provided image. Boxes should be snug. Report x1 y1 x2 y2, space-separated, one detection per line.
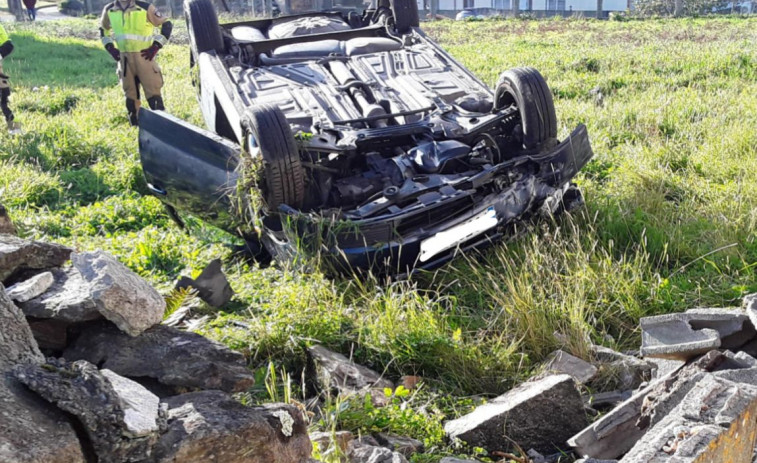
23 0 37 21
0 24 20 134
99 0 172 126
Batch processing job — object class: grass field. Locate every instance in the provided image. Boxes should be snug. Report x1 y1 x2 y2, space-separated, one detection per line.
1 16 757 461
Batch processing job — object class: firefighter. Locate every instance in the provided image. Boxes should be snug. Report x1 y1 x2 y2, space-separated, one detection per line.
100 0 172 126
0 23 20 134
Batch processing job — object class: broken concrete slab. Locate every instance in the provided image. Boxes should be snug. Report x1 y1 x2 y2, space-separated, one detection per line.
445 374 587 454
439 459 481 463
64 322 255 393
18 267 99 322
153 390 312 463
72 251 165 336
685 307 755 349
0 204 16 235
347 441 409 463
543 350 598 384
308 345 393 395
176 258 234 308
6 271 54 303
745 293 757 334
13 359 162 462
640 313 720 360
0 234 72 282
647 357 685 381
620 375 757 462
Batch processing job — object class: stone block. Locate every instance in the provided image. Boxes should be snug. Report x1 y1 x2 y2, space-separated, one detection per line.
640 313 720 360
445 374 587 454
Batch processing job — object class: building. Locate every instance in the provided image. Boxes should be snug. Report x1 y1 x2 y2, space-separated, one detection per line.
424 0 627 15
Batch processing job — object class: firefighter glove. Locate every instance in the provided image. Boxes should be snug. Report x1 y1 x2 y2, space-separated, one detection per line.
140 42 161 61
105 43 120 62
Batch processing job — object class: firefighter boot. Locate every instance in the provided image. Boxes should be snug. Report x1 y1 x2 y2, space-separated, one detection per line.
147 95 164 111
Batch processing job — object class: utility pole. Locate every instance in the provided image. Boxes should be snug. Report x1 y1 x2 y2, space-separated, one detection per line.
596 0 602 17
512 0 519 16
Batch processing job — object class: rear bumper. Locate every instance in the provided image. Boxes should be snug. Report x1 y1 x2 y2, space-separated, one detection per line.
272 124 594 275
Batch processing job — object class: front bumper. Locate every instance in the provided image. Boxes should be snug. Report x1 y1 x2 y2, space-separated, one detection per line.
271 124 594 275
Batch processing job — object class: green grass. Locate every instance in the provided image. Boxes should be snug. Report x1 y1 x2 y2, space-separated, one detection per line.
1 16 757 462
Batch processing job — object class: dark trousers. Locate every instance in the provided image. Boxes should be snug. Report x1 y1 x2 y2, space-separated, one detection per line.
0 88 13 124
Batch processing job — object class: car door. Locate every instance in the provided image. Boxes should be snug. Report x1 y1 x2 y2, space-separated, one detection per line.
138 108 242 231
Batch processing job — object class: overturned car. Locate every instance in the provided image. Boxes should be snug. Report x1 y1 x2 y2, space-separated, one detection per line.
138 0 594 275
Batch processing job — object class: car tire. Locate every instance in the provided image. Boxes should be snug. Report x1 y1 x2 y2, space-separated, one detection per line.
391 0 419 33
242 104 305 211
184 0 224 56
493 67 557 150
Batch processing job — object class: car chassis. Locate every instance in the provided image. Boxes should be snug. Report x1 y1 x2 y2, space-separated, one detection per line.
138 0 594 275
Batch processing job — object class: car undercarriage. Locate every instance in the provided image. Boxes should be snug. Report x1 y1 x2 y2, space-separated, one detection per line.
138 0 595 275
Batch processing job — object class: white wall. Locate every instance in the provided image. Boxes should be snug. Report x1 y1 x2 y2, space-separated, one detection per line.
425 0 627 11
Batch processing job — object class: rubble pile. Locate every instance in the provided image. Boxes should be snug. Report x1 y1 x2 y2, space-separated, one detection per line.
5 203 757 463
0 216 311 463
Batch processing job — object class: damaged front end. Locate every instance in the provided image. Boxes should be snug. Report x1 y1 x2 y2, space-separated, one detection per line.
274 124 593 274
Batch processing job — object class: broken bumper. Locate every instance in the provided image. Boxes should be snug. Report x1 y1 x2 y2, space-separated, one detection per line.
276 124 594 275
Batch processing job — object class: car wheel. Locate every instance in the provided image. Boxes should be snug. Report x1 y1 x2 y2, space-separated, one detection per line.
242 104 306 211
391 0 419 33
493 67 557 150
184 0 224 57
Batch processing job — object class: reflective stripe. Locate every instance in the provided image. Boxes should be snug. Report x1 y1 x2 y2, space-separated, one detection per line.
153 34 168 46
101 36 114 46
114 33 153 42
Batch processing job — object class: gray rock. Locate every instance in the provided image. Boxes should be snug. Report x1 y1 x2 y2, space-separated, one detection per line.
0 284 85 462
6 271 54 303
0 375 87 463
640 313 720 360
0 204 15 235
310 430 354 454
0 284 43 368
100 369 161 438
575 459 618 463
72 251 165 336
439 459 481 463
444 374 587 454
27 318 70 351
591 345 655 389
13 358 161 462
372 433 424 457
153 390 312 463
64 323 255 393
347 442 408 463
308 345 393 395
0 234 72 282
176 259 234 308
647 357 685 381
18 267 99 322
543 349 598 384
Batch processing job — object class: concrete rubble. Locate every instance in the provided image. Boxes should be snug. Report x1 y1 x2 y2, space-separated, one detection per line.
5 271 55 303
0 234 72 282
444 374 588 454
308 344 394 396
570 293 757 462
542 349 598 384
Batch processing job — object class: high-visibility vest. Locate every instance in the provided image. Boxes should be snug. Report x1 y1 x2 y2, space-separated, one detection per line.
108 6 154 52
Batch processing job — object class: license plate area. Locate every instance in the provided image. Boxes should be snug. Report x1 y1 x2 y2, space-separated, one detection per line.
419 206 497 262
